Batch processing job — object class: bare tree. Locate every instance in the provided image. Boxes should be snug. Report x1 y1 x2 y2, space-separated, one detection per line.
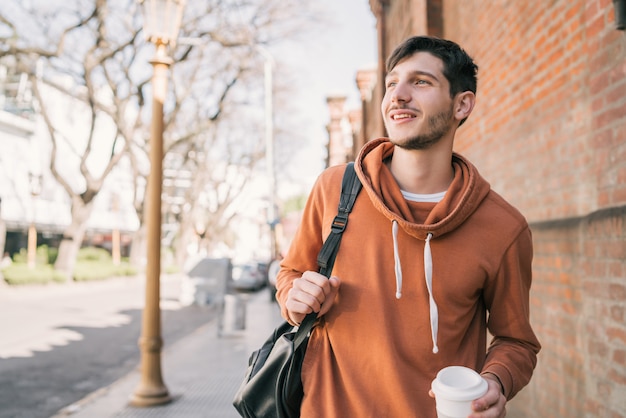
0 0 319 278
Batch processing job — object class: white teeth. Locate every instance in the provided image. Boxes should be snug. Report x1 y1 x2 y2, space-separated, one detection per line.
393 113 413 120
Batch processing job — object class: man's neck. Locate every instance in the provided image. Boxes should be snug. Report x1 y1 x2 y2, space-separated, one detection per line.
388 145 455 195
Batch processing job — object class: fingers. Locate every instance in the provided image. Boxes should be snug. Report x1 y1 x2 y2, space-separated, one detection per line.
469 378 507 418
285 271 341 324
318 276 340 316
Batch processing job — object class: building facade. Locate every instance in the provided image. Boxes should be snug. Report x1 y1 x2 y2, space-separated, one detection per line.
327 0 626 416
0 64 138 260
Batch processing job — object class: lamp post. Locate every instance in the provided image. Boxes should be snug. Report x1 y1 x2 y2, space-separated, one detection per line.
256 46 278 260
131 0 185 407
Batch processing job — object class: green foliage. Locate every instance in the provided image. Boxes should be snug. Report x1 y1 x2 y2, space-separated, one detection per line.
11 245 59 265
2 245 137 285
1 263 66 285
47 246 59 264
11 249 26 264
115 262 138 276
77 246 112 262
72 261 117 281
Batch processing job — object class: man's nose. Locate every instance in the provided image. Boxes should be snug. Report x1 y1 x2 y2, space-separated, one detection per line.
391 82 410 104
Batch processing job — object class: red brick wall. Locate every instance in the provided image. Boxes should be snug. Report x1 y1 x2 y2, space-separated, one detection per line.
366 0 626 416
512 208 626 417
443 1 626 416
443 0 626 223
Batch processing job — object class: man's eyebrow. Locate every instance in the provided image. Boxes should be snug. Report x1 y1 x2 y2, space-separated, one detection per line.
386 69 440 82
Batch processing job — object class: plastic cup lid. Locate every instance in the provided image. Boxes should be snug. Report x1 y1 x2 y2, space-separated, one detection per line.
431 366 488 401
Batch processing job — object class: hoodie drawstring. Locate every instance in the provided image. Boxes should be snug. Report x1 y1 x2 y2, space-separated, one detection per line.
424 233 439 354
391 223 439 354
392 221 402 299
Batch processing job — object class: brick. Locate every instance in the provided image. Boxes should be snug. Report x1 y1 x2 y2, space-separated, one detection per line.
561 300 579 315
606 81 626 107
612 187 626 205
598 380 613 398
607 327 626 344
585 399 604 416
611 305 625 322
589 340 610 357
608 367 626 385
614 349 626 366
608 261 625 279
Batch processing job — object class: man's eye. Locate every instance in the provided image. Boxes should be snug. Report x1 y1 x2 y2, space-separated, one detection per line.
416 79 429 85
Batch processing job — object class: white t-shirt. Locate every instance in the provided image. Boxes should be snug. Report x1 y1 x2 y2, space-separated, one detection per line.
401 190 446 203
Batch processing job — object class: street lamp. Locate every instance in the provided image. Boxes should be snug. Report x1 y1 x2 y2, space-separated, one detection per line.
256 46 279 261
131 0 185 407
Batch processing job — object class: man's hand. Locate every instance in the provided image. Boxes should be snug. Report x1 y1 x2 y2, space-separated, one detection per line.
469 374 506 417
284 271 340 325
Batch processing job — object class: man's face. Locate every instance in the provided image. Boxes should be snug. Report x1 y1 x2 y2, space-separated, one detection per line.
381 52 457 150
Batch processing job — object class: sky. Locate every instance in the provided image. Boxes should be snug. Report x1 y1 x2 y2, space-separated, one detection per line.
232 0 378 261
302 0 378 108
274 0 378 195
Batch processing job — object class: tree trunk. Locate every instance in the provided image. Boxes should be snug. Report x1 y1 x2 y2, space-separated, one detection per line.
54 197 94 281
129 223 147 270
172 213 197 271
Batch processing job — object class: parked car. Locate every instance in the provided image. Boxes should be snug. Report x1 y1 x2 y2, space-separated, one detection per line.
231 263 266 292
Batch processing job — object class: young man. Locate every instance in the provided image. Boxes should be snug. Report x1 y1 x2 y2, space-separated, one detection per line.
276 36 540 418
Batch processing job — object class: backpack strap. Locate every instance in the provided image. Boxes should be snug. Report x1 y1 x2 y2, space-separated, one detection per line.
295 162 362 346
317 162 362 276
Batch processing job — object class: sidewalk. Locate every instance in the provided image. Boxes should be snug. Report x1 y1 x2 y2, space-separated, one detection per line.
54 288 284 418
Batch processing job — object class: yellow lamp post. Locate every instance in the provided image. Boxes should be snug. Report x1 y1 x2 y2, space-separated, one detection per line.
130 0 185 407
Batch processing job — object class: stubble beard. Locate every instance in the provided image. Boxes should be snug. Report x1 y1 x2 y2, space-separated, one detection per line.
390 108 454 151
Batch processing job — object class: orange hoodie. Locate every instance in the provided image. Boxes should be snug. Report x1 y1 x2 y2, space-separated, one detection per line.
276 138 541 418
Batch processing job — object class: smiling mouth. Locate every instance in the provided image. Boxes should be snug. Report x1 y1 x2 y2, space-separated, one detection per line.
391 113 415 121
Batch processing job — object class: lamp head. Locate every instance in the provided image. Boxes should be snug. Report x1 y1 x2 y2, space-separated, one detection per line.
139 0 186 45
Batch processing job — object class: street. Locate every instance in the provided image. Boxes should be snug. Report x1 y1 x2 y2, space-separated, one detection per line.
0 274 217 418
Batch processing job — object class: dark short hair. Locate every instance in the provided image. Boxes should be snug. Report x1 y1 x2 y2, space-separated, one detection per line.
386 36 478 98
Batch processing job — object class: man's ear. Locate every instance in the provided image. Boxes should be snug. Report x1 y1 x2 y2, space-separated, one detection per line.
454 91 475 122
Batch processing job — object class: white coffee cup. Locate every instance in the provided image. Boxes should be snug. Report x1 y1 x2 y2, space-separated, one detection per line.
431 366 488 418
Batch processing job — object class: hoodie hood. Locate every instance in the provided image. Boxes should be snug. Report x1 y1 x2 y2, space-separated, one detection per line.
355 138 491 239
354 138 491 353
